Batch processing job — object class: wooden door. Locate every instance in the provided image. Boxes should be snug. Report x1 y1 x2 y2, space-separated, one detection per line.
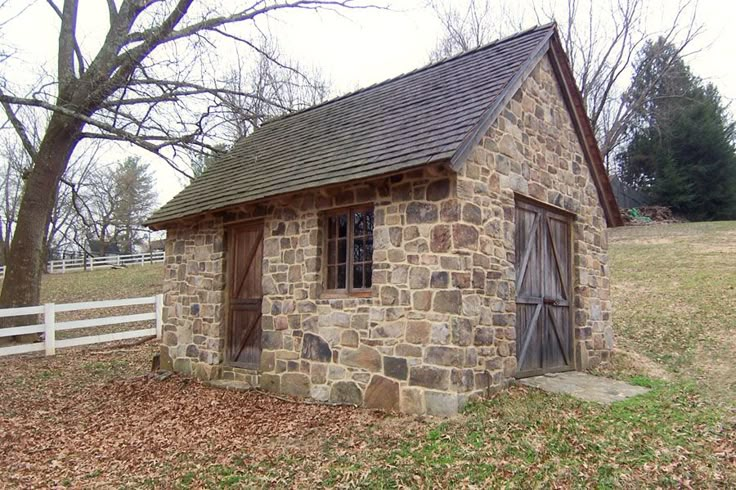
227 223 263 368
515 199 573 377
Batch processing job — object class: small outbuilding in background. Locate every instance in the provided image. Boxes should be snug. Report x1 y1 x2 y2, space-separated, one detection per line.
146 23 622 416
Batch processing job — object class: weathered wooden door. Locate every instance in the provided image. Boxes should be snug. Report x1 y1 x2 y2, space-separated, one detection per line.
227 224 263 368
515 199 573 377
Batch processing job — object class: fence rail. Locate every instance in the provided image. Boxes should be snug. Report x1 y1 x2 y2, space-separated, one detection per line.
0 251 165 278
0 294 163 358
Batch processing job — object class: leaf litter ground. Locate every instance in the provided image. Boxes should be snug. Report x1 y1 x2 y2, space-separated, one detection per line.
1 223 735 487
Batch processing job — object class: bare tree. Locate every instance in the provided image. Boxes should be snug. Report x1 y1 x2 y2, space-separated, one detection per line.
78 165 123 257
0 136 25 265
0 111 98 265
219 37 331 141
428 0 498 62
45 142 100 260
0 0 377 336
428 0 701 162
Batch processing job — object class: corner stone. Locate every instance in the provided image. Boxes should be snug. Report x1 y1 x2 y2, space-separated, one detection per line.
406 202 438 224
260 373 281 393
434 290 462 314
281 372 310 398
340 345 382 372
424 391 461 417
409 365 450 390
383 356 408 380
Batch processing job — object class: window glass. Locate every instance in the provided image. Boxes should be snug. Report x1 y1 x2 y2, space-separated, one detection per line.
324 207 374 293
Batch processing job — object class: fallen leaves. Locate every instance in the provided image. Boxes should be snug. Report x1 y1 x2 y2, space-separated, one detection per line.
0 344 398 487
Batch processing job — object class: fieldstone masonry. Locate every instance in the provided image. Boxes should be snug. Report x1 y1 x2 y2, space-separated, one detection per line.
159 53 613 415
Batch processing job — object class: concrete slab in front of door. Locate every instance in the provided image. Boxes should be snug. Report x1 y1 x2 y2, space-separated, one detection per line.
519 371 649 404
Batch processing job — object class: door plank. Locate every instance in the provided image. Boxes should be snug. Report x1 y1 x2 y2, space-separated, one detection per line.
515 198 573 377
545 216 568 301
227 224 264 368
234 311 263 361
235 229 264 299
547 309 570 365
517 303 542 365
515 212 540 293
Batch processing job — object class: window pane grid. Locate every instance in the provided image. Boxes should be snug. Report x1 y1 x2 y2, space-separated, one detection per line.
325 207 373 293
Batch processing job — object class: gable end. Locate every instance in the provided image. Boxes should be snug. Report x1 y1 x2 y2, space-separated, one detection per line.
450 33 622 227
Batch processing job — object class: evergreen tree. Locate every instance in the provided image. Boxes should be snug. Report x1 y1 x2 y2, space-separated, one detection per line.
617 39 736 220
665 87 736 220
113 157 157 253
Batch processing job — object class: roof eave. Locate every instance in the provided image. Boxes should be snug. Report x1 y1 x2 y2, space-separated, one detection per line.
545 33 623 227
144 158 455 230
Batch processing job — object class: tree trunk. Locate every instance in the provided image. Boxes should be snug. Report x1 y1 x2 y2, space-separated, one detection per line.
0 112 82 344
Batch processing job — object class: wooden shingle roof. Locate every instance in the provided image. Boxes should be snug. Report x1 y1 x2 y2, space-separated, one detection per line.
148 24 622 227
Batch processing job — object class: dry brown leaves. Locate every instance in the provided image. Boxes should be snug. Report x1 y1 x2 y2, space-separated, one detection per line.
0 343 408 488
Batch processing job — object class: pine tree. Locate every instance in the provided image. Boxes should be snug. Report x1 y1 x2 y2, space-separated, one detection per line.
113 157 157 254
665 87 736 220
617 39 736 220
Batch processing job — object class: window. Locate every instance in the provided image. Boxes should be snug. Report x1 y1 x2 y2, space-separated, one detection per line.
325 207 374 293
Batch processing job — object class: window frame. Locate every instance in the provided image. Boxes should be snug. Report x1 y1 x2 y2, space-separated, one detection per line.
322 205 374 297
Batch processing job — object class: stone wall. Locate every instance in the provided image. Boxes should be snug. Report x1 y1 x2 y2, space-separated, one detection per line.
456 54 613 370
159 217 227 381
253 165 496 416
159 53 613 415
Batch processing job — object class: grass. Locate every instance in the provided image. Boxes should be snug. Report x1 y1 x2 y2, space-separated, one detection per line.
0 225 734 487
0 264 163 303
161 379 730 488
1 264 164 341
40 264 164 304
608 222 736 403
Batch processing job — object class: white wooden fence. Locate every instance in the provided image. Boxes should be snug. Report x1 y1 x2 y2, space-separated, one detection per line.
0 294 163 358
47 251 165 274
0 251 165 278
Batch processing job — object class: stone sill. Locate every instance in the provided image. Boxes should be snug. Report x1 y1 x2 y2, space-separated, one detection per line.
320 291 373 300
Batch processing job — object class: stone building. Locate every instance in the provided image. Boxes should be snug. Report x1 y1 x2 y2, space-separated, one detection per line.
147 24 622 416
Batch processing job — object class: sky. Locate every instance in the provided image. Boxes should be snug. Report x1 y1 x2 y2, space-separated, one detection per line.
1 0 735 207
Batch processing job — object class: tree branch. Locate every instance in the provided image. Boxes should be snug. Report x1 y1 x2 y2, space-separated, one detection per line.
56 0 80 85
0 88 37 160
45 0 85 77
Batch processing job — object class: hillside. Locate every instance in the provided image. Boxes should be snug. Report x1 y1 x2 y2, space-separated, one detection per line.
609 222 736 403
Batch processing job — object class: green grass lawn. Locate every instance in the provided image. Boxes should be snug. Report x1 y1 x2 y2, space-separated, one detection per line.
0 263 164 304
0 225 734 487
609 222 736 403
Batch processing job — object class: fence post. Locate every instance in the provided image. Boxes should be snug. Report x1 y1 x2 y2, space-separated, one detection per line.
44 303 56 356
155 294 163 339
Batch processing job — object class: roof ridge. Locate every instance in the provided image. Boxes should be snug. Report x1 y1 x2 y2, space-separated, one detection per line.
261 22 557 127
